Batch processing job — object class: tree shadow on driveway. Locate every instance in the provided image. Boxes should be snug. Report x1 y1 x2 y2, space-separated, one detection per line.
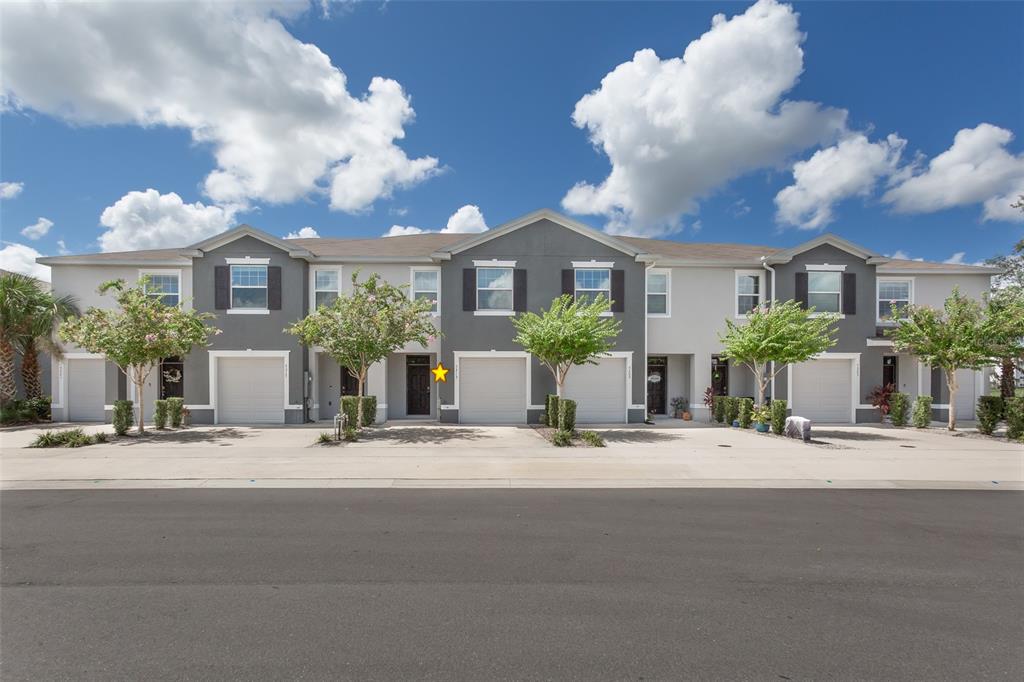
594 429 681 444
812 430 901 442
111 428 253 446
354 426 494 445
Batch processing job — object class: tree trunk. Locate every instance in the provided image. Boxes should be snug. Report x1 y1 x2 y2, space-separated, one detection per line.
754 363 767 408
21 340 42 399
946 371 958 432
0 340 16 403
556 366 565 398
136 374 146 434
1001 357 1016 399
355 367 366 428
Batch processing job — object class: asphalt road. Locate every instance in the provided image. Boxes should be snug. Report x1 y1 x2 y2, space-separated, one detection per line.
2 490 1021 681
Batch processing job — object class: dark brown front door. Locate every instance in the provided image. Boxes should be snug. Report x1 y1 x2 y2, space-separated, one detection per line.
159 357 184 399
647 356 667 415
712 355 729 396
340 367 361 396
883 356 898 388
406 355 431 416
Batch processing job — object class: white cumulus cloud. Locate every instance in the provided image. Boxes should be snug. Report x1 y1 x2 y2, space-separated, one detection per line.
775 134 906 229
98 189 238 252
285 226 320 239
943 252 966 265
1 1 439 213
56 240 71 256
0 243 49 281
882 124 1024 222
382 205 488 237
561 0 847 235
0 181 24 200
20 217 53 240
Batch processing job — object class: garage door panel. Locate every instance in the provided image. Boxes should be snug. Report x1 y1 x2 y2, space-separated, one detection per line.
217 357 285 424
563 357 627 424
68 359 105 422
459 357 526 424
792 359 852 424
953 369 977 421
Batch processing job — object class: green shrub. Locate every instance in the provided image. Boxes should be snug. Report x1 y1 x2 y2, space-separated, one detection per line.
912 396 932 428
153 399 169 429
30 428 93 448
27 395 51 420
751 405 770 425
770 399 787 435
316 431 334 444
92 432 109 444
167 397 185 428
361 396 377 426
551 429 573 447
579 430 605 447
558 398 577 433
889 393 910 427
112 400 134 435
712 396 726 424
976 396 1004 436
343 425 359 442
1 399 36 424
1006 397 1024 441
340 396 359 429
545 394 560 427
738 398 754 428
724 397 740 426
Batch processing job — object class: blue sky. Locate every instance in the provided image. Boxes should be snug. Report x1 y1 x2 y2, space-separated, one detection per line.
2 0 1022 279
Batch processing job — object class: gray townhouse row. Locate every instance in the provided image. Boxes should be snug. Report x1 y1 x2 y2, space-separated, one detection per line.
38 209 1000 426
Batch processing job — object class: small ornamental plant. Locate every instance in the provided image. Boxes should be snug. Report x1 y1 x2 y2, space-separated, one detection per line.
738 398 754 428
724 397 740 426
770 399 787 435
912 396 933 428
889 393 910 427
976 396 1004 436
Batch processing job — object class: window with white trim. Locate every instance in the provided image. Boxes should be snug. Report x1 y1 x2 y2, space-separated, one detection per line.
574 268 611 305
143 273 180 306
877 278 911 322
735 271 761 315
476 267 513 311
647 270 669 316
314 270 340 309
808 271 841 313
412 269 440 314
231 265 268 309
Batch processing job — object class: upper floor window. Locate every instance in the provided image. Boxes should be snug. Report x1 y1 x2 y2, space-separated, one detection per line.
231 264 268 309
412 269 440 314
735 270 762 316
574 268 611 305
314 269 340 309
808 271 841 313
142 272 180 306
878 278 912 322
647 270 669 316
477 267 513 311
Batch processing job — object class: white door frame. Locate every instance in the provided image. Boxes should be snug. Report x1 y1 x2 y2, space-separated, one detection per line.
209 350 298 424
787 352 860 424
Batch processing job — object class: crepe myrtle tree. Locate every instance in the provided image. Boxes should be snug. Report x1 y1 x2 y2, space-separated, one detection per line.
60 278 220 433
886 288 997 431
511 294 621 398
718 299 840 408
286 271 440 428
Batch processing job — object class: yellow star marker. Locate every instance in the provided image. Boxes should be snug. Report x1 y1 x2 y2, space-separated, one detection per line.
431 361 449 383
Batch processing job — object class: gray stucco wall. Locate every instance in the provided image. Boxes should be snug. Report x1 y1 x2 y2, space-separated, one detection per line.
438 218 646 423
186 235 308 423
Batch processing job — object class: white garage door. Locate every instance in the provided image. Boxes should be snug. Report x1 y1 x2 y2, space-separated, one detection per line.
217 357 285 424
459 357 526 424
563 356 627 423
791 358 853 424
67 358 105 422
953 369 977 421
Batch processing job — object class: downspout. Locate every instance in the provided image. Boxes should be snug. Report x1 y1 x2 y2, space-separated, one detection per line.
644 261 655 419
761 256 777 403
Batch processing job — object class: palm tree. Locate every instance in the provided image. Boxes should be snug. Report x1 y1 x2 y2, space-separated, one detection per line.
0 272 78 402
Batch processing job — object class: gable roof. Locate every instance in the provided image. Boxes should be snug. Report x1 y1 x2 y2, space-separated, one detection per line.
181 224 314 260
429 208 652 260
37 246 191 266
877 259 1002 275
765 233 887 265
290 232 465 261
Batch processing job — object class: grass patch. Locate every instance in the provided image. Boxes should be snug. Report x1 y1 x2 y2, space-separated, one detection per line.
578 430 606 447
551 430 573 447
316 431 335 445
30 428 108 448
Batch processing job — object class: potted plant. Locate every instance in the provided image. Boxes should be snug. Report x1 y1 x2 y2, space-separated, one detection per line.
670 396 691 420
703 387 715 423
866 383 895 422
752 405 771 432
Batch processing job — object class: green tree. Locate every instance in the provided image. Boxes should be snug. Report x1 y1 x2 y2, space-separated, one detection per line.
886 288 995 431
718 300 839 408
286 271 439 428
0 272 78 402
983 287 1024 398
511 294 621 397
985 235 1024 397
60 278 220 433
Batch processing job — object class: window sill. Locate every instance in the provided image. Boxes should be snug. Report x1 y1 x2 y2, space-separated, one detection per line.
647 313 671 318
227 309 271 315
810 313 846 319
473 310 514 316
599 311 614 317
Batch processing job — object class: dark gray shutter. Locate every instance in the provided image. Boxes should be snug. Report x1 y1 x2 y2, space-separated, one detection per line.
267 266 282 310
513 269 527 312
842 272 856 315
610 270 625 312
462 268 476 311
795 272 808 309
214 266 230 310
561 269 574 297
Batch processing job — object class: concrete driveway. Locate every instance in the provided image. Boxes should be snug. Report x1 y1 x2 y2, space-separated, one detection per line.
2 421 1020 490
